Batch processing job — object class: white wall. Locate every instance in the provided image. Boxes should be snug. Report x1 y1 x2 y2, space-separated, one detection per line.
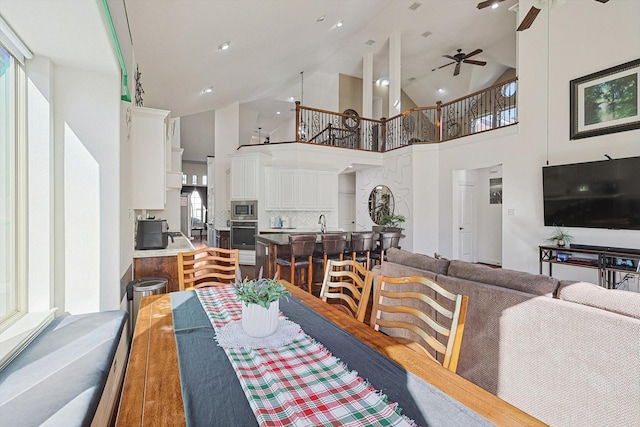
214 102 239 227
56 65 121 314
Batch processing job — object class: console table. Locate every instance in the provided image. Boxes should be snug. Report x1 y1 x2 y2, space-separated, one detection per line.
539 245 640 289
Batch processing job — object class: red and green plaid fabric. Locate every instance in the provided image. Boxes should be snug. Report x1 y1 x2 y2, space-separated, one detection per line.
196 286 417 427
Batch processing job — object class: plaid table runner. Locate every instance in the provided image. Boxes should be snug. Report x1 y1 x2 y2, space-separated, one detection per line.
196 286 417 427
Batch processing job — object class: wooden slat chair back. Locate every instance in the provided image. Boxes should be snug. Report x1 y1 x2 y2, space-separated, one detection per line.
178 247 239 291
319 259 374 322
371 275 468 373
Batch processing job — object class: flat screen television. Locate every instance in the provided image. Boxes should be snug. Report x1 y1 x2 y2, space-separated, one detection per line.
542 156 640 230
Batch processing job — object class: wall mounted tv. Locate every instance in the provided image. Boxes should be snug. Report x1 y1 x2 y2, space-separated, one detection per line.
542 156 640 230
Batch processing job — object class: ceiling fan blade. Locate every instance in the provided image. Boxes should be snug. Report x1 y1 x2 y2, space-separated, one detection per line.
454 62 461 76
432 61 456 71
443 55 457 61
464 49 483 59
464 59 487 66
594 0 609 3
477 0 505 9
517 6 541 31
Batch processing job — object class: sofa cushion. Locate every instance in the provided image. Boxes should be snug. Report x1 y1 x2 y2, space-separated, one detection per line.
385 248 450 276
447 260 558 296
437 274 640 427
379 260 438 282
557 280 640 320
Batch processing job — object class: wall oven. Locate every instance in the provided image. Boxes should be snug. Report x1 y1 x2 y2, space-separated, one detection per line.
230 221 257 250
231 200 258 221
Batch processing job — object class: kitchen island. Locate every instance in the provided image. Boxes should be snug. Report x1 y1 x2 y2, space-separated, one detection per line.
133 232 195 292
256 232 350 284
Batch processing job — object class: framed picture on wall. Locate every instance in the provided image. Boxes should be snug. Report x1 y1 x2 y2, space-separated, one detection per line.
570 58 640 140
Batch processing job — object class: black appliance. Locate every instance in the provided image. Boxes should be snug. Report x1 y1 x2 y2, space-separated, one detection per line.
136 219 169 250
542 156 640 230
230 221 257 250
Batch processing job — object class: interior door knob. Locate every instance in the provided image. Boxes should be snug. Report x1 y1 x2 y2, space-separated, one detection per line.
459 227 464 230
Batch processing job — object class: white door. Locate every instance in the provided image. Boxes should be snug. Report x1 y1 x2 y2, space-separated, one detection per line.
207 156 216 246
338 192 356 231
458 183 475 262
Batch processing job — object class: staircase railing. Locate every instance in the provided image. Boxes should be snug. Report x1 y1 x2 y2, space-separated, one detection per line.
295 77 517 152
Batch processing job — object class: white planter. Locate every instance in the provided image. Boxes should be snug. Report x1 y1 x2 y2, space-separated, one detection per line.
241 300 279 338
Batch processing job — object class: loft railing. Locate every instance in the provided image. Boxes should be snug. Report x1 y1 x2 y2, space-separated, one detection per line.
294 77 517 151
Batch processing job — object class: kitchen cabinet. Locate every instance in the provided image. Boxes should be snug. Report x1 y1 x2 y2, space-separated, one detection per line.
131 106 171 209
264 167 337 211
230 155 260 200
133 255 180 293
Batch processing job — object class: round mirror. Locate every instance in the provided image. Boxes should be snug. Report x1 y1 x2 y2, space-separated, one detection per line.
369 185 394 225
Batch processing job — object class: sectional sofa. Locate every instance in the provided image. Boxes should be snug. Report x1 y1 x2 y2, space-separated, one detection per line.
374 248 640 427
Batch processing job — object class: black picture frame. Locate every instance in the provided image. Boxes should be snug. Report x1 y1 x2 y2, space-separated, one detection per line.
569 58 640 140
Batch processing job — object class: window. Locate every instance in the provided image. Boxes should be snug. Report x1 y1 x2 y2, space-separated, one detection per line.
472 114 493 133
498 106 517 126
191 191 203 223
0 43 18 324
182 173 187 185
202 175 207 186
192 174 197 185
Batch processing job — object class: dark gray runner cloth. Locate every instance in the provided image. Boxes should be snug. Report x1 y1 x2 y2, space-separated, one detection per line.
171 290 495 427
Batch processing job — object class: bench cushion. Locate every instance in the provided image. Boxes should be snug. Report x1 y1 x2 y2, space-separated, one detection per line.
0 310 127 426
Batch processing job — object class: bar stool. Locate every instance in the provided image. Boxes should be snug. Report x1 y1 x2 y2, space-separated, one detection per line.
348 232 374 270
276 234 316 293
314 233 348 278
370 230 401 266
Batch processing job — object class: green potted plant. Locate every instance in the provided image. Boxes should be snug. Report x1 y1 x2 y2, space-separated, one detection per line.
546 226 573 248
378 213 406 231
233 268 289 337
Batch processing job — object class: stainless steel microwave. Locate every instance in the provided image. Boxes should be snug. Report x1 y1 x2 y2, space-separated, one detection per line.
231 200 257 221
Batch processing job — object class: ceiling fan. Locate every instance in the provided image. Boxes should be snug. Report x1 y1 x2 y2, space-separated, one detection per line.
432 48 486 76
477 0 610 32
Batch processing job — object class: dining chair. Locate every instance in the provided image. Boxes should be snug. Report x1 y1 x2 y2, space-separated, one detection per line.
370 230 401 266
371 275 468 373
348 231 375 270
313 232 348 277
319 259 374 322
276 234 316 293
178 246 239 291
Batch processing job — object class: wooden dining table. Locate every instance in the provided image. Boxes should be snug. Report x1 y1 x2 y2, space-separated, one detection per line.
115 281 545 426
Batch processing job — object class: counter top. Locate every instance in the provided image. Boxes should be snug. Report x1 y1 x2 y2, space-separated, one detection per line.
215 227 230 232
133 233 195 258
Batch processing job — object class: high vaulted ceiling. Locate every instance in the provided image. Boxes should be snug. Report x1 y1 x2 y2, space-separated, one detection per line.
124 0 518 138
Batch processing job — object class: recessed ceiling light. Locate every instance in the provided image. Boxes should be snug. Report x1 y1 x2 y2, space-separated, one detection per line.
365 39 375 46
289 96 295 102
438 88 445 93
336 21 343 28
348 165 353 168
407 77 416 82
218 41 230 51
376 78 390 86
317 15 326 22
203 87 213 94
421 31 432 38
409 2 422 11
491 3 499 9
276 111 281 115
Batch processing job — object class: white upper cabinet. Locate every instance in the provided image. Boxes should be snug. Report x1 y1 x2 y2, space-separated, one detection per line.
230 154 261 200
263 167 337 211
131 106 170 209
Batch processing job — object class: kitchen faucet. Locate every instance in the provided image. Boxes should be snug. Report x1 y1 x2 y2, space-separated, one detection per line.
318 214 326 234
